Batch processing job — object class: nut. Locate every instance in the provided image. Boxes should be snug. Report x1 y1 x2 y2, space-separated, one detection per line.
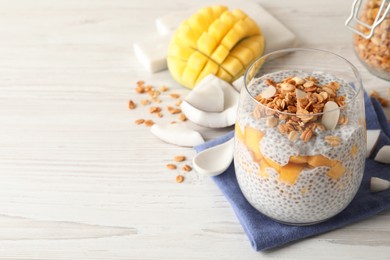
166 164 177 170
281 83 296 92
128 100 136 109
338 114 349 125
174 156 186 162
135 119 145 125
300 128 313 142
137 80 145 86
149 106 161 113
266 117 278 127
182 165 192 172
152 97 162 103
159 86 169 92
292 77 305 85
175 99 182 107
325 135 341 147
144 120 154 127
178 113 187 121
288 130 299 142
303 81 315 88
176 175 184 183
156 112 163 118
170 93 180 99
140 99 151 106
167 106 181 114
135 86 145 94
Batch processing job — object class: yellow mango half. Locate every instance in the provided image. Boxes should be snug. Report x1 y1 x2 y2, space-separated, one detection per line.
167 5 265 89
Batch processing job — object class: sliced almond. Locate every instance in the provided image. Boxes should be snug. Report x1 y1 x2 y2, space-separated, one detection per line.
296 89 306 99
292 77 305 85
374 145 390 164
321 101 340 130
367 129 381 158
281 83 295 92
260 85 276 99
303 81 314 88
370 177 390 193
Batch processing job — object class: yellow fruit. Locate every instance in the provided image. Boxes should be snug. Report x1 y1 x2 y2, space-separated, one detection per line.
327 161 347 180
168 5 265 89
279 163 305 185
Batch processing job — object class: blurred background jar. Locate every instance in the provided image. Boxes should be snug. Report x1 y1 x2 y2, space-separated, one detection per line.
347 0 390 80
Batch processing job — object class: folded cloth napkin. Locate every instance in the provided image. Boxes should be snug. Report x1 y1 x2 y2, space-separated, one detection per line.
194 93 390 251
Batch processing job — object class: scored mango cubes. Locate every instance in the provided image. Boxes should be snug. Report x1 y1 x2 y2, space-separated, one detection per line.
168 5 265 89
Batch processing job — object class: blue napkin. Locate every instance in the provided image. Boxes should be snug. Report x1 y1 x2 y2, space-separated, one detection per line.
194 94 390 251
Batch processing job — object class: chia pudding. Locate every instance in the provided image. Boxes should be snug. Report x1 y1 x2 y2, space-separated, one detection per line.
234 70 366 225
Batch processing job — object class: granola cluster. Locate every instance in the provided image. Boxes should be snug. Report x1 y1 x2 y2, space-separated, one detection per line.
253 76 347 143
354 0 390 77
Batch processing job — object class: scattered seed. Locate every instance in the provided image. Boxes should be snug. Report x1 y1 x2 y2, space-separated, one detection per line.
156 112 163 118
178 113 187 121
152 97 162 103
135 119 145 125
135 86 145 94
176 175 184 183
175 99 182 107
149 106 161 113
159 86 169 92
144 120 154 127
174 155 186 162
166 164 177 170
140 99 151 106
167 106 181 114
170 93 180 99
182 165 192 172
128 100 136 109
137 80 145 86
144 85 154 92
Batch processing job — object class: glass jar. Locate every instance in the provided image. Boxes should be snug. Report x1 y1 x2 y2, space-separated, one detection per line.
349 0 390 80
234 48 366 225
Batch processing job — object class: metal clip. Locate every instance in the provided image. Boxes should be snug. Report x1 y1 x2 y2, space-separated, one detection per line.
345 0 390 39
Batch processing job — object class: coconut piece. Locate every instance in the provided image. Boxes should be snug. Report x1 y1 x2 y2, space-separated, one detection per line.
185 74 224 113
321 101 340 130
366 129 381 158
374 145 390 164
370 177 390 193
260 85 276 99
232 76 245 93
150 122 204 147
181 80 239 128
296 88 306 99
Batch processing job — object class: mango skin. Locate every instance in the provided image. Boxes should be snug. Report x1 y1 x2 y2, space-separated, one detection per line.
168 5 265 89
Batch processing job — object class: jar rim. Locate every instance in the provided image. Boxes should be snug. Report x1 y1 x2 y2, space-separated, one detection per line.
243 48 364 117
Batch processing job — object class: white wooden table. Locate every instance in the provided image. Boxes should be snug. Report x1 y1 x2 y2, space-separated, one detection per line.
1 0 390 259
